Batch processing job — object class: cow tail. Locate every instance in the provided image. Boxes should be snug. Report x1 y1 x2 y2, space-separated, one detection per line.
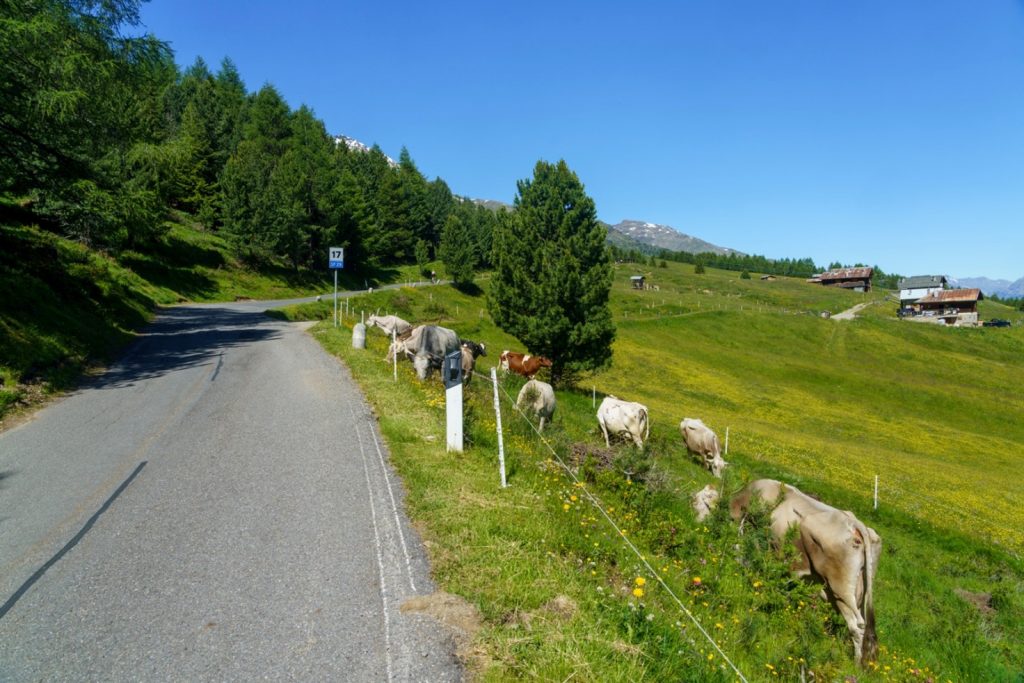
860 523 878 666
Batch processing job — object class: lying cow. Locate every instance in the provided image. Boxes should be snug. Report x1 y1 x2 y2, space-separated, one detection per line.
730 479 881 666
516 380 556 432
596 396 649 449
680 418 728 477
499 350 552 379
367 314 412 338
691 484 720 522
399 325 461 381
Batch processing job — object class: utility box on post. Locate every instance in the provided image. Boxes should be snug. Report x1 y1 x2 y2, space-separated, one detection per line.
443 349 463 452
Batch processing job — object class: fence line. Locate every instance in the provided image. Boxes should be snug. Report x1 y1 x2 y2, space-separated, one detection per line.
474 369 749 682
740 441 1021 551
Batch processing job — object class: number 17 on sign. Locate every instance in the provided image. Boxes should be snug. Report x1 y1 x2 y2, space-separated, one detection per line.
329 247 344 327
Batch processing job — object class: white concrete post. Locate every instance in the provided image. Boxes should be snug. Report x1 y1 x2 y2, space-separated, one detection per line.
491 368 508 488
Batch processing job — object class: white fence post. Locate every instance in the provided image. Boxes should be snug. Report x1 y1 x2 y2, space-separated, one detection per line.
491 368 508 488
592 386 596 408
874 475 879 510
725 427 730 455
392 329 397 382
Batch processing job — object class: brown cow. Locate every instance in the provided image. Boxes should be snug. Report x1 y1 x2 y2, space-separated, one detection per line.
499 350 552 379
730 479 881 667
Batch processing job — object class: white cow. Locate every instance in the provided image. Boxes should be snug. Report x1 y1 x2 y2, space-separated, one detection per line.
367 314 412 338
596 396 649 449
691 484 720 521
680 418 728 477
730 479 882 667
516 380 556 432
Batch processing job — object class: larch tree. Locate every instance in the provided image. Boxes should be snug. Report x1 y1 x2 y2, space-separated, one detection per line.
488 160 615 384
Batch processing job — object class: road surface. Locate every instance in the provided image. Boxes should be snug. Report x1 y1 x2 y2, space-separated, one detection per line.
0 299 460 681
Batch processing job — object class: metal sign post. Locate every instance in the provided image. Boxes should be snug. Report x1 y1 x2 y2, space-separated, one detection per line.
443 350 463 453
328 247 344 327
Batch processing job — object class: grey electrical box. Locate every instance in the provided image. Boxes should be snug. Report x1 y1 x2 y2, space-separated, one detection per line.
443 349 463 389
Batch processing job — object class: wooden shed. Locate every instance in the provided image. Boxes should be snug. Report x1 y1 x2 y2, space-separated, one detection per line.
809 267 874 292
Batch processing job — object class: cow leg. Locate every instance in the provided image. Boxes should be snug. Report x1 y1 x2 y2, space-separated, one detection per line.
538 416 546 433
600 421 610 448
804 524 867 663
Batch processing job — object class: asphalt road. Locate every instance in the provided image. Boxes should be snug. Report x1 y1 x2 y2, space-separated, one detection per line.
0 299 460 681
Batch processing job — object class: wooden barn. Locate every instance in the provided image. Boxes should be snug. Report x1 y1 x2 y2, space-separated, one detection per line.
910 288 984 326
807 267 874 292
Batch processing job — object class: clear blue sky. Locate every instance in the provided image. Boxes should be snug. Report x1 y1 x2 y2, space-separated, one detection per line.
139 1 1024 281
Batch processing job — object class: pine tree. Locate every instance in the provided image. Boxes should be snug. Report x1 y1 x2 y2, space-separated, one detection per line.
439 215 477 288
488 160 615 384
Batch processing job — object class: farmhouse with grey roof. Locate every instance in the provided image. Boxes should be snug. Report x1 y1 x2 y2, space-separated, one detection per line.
898 275 947 307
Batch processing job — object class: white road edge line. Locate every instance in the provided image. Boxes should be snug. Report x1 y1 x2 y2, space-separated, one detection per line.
367 423 418 593
349 407 394 682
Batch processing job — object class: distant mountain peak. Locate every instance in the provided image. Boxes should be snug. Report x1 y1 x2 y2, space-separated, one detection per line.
611 219 741 256
951 275 1024 298
333 135 397 167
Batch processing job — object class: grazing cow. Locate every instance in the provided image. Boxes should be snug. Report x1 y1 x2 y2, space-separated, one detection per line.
461 340 487 359
499 350 552 379
367 314 412 338
596 396 649 449
730 479 881 666
400 325 461 381
680 418 728 478
691 484 720 521
460 346 476 384
516 380 556 432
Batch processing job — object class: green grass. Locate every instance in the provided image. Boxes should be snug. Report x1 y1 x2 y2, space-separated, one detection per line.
283 265 1024 682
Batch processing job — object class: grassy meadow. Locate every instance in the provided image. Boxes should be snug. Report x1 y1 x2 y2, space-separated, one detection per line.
282 263 1024 681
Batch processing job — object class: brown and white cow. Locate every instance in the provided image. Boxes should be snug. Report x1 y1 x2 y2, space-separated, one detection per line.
730 479 881 667
499 350 552 379
680 418 728 477
596 396 649 449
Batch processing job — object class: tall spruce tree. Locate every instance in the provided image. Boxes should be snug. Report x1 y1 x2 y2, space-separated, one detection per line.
488 160 615 383
439 214 477 288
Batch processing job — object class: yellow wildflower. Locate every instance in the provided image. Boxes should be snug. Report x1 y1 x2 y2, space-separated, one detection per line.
635 577 646 586
633 587 644 598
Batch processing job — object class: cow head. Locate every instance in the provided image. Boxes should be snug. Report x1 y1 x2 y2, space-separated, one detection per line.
707 454 728 478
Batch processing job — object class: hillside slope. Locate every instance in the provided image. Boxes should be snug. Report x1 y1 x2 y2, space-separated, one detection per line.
279 264 1024 681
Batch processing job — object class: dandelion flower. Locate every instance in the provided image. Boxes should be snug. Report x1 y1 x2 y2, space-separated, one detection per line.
635 577 646 587
563 503 570 511
633 587 644 598
692 577 702 586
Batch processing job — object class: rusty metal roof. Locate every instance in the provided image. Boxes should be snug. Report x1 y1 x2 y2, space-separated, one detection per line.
915 288 983 304
819 267 874 281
